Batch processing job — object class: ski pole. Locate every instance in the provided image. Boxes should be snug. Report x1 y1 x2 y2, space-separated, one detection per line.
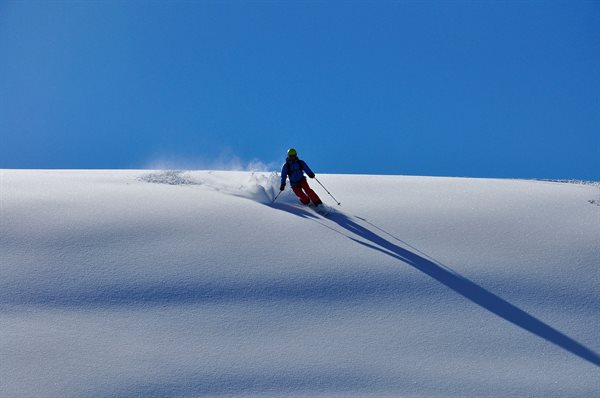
314 177 341 206
272 189 283 204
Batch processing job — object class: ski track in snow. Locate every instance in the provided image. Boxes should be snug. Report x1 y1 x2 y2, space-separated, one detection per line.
139 170 292 205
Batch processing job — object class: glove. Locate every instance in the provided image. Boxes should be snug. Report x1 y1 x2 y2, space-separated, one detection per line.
280 185 285 191
308 173 315 179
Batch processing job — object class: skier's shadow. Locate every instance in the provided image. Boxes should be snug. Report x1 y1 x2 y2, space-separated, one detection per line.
316 210 600 367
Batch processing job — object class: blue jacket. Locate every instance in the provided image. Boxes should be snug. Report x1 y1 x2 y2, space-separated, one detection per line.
281 158 314 187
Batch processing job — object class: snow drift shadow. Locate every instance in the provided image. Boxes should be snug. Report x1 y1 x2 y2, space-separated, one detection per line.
314 211 600 367
100 369 376 398
2 272 430 308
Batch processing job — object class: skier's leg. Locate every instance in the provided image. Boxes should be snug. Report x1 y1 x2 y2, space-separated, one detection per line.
292 184 310 205
301 179 322 206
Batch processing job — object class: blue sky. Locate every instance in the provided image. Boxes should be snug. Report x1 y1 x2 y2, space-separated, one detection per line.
1 1 598 180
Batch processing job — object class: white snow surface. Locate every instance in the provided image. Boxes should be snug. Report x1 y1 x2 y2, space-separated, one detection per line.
1 169 599 397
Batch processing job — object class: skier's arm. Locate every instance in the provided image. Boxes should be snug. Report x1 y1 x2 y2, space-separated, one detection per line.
301 161 315 178
280 164 288 189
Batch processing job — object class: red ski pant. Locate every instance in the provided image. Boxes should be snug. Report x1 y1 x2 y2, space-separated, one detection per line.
292 178 322 205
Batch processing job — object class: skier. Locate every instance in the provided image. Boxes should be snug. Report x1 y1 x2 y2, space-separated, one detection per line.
280 148 323 207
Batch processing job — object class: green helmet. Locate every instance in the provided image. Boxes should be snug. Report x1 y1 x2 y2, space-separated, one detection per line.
287 148 297 157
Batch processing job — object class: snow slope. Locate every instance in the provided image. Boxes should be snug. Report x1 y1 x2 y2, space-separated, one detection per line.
1 170 599 397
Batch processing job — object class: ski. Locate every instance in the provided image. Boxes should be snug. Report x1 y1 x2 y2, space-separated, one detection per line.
308 203 332 217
